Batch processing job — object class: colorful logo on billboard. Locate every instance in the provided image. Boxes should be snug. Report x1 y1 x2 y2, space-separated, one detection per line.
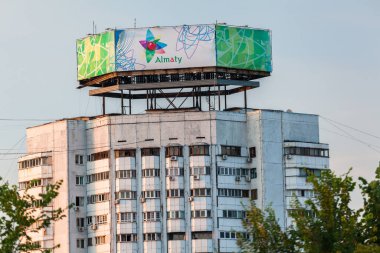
139 29 167 63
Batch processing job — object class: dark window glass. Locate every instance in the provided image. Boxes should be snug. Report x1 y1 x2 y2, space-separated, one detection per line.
189 145 210 156
165 146 183 157
141 148 160 156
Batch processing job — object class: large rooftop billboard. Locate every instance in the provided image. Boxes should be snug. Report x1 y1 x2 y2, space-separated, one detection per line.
76 24 272 81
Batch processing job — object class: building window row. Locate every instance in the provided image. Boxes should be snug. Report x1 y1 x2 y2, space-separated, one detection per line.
221 210 246 219
142 168 160 177
75 154 84 165
87 151 109 162
218 188 250 198
190 188 211 197
286 190 315 198
88 236 107 246
19 178 52 190
168 232 185 240
115 149 136 158
117 212 136 223
117 233 138 242
220 231 249 240
285 147 329 157
143 211 161 222
141 190 161 199
143 233 161 241
19 156 51 169
189 145 210 156
217 167 254 178
76 176 84 185
190 166 211 175
299 168 322 177
76 239 85 248
191 209 212 218
116 170 136 179
221 145 241 156
141 148 160 156
165 146 183 157
192 231 212 239
82 214 107 225
116 191 137 200
167 189 184 198
87 193 110 204
166 167 184 176
86 171 109 184
167 210 185 219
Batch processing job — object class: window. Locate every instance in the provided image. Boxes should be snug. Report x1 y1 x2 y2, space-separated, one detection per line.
190 188 211 197
217 167 250 176
141 148 160 156
115 149 136 158
284 147 329 157
76 176 84 185
168 232 185 240
218 188 249 198
220 231 249 240
76 239 85 248
117 234 138 242
95 236 106 245
251 189 258 200
286 190 315 198
167 210 185 219
86 216 93 225
192 232 212 239
76 196 84 206
165 146 183 157
87 193 110 204
141 191 160 199
189 145 210 156
76 218 85 228
95 215 108 224
86 171 109 184
250 168 257 179
222 210 246 219
166 189 184 198
117 212 136 223
116 170 136 179
75 155 84 165
87 238 93 247
191 210 212 218
249 147 256 158
19 178 51 190
142 169 160 177
166 167 184 176
87 151 109 162
143 211 161 222
221 145 241 156
19 156 52 169
190 166 211 175
143 233 161 241
115 191 137 200
299 168 322 177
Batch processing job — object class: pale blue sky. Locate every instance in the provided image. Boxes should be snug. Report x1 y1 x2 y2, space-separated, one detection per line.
0 0 379 208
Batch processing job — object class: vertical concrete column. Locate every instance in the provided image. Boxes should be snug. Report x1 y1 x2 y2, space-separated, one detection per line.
183 145 191 253
108 122 117 253
211 144 218 252
136 148 143 253
160 147 167 253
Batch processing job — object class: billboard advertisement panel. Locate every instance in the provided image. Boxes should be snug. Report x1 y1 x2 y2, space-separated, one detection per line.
115 25 216 72
215 25 272 72
76 25 272 81
77 31 115 80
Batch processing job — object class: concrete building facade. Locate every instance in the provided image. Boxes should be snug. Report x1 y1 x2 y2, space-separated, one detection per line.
18 109 329 253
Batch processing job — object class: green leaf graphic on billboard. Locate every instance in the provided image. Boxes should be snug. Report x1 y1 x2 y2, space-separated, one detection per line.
216 25 272 72
76 31 115 80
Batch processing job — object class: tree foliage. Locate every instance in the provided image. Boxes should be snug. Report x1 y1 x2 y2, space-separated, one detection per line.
239 167 380 253
238 200 295 253
0 178 66 253
289 169 360 253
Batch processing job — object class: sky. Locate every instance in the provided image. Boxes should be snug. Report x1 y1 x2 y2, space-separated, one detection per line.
0 0 379 208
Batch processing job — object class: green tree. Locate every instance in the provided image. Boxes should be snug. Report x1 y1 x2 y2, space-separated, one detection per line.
0 178 67 253
358 165 380 246
289 169 360 253
237 200 295 253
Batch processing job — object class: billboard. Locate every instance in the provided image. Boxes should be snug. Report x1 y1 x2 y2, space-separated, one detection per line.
76 25 272 81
